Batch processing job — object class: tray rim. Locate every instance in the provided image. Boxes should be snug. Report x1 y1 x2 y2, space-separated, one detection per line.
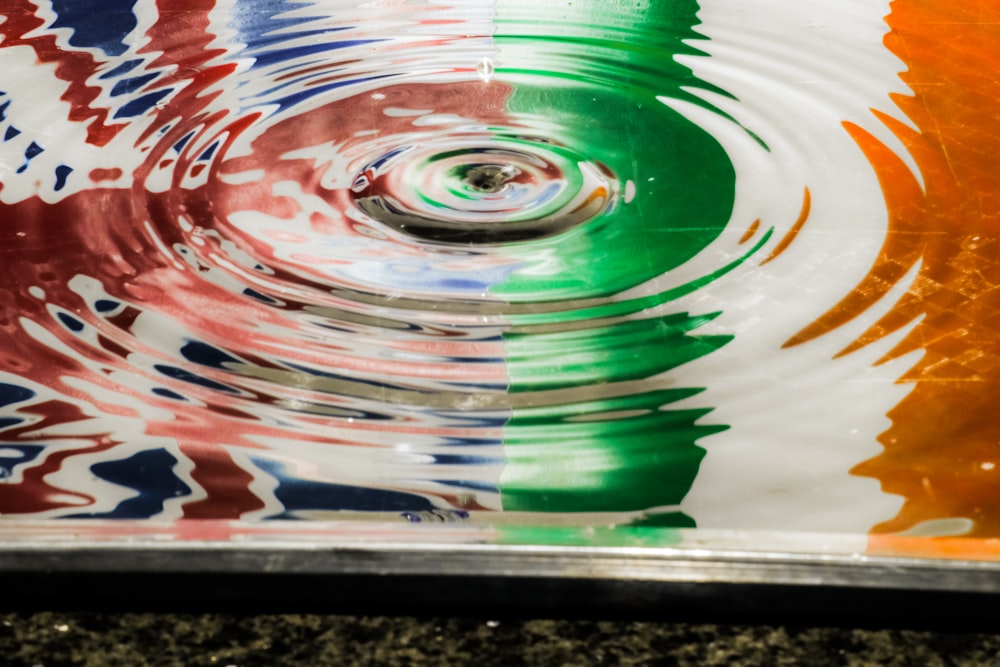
1 529 998 595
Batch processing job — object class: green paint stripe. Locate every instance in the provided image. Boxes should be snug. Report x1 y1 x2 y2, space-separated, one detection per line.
496 523 687 547
491 1 744 518
500 388 726 513
505 314 731 392
505 229 773 328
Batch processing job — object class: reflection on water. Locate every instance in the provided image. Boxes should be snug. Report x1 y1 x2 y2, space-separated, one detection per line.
0 0 987 547
0 0 740 523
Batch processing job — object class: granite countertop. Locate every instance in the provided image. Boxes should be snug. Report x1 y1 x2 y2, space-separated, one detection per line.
2 613 999 666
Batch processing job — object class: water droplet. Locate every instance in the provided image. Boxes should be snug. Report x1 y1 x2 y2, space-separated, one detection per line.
351 140 616 244
476 56 494 82
465 163 519 193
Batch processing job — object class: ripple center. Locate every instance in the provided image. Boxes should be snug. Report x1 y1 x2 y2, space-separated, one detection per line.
351 136 618 245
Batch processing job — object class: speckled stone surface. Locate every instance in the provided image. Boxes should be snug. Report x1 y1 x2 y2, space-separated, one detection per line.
2 614 1000 666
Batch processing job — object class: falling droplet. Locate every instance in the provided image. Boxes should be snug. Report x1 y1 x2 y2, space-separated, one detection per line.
476 56 494 82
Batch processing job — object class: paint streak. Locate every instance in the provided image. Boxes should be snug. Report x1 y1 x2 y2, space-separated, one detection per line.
783 118 927 352
760 187 810 266
738 218 761 245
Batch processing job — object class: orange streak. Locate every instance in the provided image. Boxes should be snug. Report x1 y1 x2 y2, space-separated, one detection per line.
568 186 608 215
738 218 760 245
790 0 1000 538
760 188 810 265
783 122 927 351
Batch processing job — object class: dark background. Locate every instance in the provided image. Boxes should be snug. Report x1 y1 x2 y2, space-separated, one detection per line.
2 567 997 665
3 612 1000 666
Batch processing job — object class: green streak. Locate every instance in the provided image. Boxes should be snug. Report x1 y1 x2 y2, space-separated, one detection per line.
496 524 686 547
505 313 730 392
500 389 726 514
505 228 773 328
492 1 743 520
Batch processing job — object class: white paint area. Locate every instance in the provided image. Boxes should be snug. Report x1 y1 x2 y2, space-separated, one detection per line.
656 0 923 532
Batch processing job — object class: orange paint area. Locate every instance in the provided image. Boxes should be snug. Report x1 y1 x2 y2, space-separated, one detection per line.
788 1 1000 537
868 534 1000 561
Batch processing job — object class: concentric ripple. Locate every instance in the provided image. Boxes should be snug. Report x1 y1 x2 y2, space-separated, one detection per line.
0 0 904 528
351 133 618 244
